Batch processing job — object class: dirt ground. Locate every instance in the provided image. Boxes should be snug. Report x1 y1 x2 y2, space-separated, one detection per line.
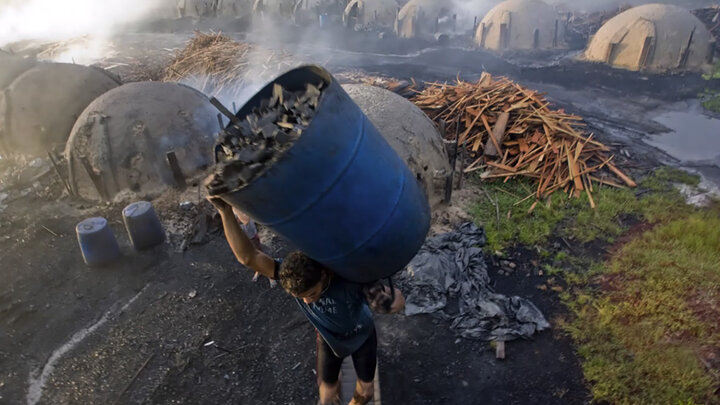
2 19 719 405
0 179 589 405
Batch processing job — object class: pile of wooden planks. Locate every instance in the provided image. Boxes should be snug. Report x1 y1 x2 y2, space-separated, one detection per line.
693 6 720 42
565 6 628 38
411 73 636 208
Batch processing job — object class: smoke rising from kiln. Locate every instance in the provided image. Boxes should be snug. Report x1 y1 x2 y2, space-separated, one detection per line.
0 0 173 47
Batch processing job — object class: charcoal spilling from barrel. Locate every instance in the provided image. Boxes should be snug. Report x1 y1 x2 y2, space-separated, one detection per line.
207 82 324 195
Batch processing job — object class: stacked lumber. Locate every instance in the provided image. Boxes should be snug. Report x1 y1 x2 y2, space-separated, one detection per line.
565 6 628 38
163 32 296 100
693 7 720 43
411 73 635 208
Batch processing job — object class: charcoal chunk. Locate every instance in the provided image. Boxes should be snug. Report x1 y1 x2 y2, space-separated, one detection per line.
209 81 324 192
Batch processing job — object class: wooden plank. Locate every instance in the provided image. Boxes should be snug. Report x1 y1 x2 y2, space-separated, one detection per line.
480 114 494 138
528 200 538 214
340 357 380 405
589 175 625 189
566 141 584 192
486 161 517 173
496 341 506 360
481 170 538 179
460 105 486 145
607 162 637 187
584 174 596 209
484 111 510 156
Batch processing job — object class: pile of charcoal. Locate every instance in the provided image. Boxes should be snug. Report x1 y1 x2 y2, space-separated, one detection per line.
206 81 324 196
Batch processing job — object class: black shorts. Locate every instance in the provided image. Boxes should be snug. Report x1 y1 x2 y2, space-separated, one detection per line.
316 329 377 384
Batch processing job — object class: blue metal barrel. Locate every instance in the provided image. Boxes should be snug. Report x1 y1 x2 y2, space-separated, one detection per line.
76 217 121 267
219 65 430 283
122 201 166 250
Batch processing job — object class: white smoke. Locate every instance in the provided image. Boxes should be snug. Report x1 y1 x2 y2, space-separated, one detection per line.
0 0 174 47
450 0 719 19
450 0 497 33
546 0 719 13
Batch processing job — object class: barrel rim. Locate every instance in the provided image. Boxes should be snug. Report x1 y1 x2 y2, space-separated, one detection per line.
76 217 108 233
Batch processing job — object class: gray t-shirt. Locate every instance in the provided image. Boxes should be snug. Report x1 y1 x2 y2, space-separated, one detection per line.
296 277 374 358
273 261 374 357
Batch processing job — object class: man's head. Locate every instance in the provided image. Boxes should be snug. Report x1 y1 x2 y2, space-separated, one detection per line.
279 251 330 304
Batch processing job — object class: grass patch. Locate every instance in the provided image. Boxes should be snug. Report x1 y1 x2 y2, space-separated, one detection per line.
469 166 719 403
702 60 720 81
701 92 720 113
470 167 698 252
563 208 720 405
700 61 720 113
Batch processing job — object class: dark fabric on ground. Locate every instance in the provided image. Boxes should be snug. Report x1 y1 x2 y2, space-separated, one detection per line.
398 222 549 341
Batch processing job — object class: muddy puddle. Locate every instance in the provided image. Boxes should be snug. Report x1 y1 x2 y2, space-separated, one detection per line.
646 107 720 165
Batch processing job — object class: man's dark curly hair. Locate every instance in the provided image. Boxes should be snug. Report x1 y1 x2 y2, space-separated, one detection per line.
279 251 326 296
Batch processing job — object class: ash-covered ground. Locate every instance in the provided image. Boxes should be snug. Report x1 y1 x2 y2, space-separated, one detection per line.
2 13 720 405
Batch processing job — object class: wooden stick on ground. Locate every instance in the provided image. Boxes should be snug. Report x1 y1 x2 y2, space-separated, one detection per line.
47 151 73 196
607 162 637 187
113 354 155 405
496 341 506 360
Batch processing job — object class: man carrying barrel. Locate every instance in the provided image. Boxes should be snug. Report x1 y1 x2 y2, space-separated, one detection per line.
207 191 405 405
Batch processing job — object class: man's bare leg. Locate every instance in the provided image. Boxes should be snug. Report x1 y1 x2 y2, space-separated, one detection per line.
319 380 341 405
349 379 373 405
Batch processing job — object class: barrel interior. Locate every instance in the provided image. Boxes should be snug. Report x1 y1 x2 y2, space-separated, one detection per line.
232 65 332 123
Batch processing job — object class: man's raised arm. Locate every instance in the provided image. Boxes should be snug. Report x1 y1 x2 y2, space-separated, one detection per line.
207 195 277 279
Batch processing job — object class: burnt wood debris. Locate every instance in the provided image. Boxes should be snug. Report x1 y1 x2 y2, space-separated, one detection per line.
206 82 324 195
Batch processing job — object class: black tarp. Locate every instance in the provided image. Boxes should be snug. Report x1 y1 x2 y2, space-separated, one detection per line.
398 222 549 341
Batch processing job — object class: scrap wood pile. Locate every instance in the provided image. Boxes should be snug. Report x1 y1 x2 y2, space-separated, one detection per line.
693 7 720 42
565 6 627 37
163 32 296 99
411 73 636 208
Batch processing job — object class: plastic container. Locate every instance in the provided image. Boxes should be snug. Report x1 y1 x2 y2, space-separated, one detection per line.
122 201 165 250
218 65 430 283
76 217 121 266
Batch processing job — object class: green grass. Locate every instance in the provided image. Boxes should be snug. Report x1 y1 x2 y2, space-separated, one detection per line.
562 208 720 405
470 167 698 252
469 167 720 403
702 60 720 81
701 92 720 113
700 61 720 113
